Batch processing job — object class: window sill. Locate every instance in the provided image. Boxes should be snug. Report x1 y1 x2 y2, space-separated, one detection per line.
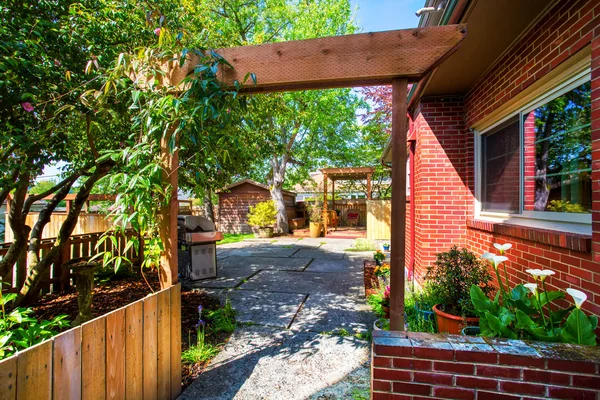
467 218 591 253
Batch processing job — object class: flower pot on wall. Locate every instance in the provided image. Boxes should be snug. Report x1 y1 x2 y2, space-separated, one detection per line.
432 304 479 335
256 227 274 238
309 222 323 238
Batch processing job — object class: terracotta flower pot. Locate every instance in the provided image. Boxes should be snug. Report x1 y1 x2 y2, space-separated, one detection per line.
432 304 479 335
309 222 322 238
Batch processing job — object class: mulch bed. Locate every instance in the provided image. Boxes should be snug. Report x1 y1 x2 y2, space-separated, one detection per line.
30 270 230 390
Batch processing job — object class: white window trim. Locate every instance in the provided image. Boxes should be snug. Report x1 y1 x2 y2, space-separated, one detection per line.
474 69 592 230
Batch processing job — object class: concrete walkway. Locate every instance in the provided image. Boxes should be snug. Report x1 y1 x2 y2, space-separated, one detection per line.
180 237 376 400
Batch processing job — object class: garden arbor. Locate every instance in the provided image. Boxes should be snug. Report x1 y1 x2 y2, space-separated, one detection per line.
162 25 467 330
320 167 374 235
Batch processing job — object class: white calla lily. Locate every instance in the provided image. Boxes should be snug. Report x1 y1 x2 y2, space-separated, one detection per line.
525 269 542 280
537 269 555 282
493 243 512 254
524 283 538 297
481 252 494 260
487 255 508 270
566 288 587 309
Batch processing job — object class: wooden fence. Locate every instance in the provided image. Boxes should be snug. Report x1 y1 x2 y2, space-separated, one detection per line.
0 284 182 400
0 231 137 294
3 213 116 243
367 200 391 240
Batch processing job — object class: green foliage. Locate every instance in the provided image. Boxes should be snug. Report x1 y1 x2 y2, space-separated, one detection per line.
307 203 323 223
217 233 255 245
346 238 377 252
471 243 598 345
425 246 493 317
205 299 237 335
247 200 277 227
181 324 219 364
404 285 437 333
546 200 588 213
373 250 385 263
0 291 69 360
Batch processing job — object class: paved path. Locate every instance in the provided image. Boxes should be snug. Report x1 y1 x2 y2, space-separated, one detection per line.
180 238 376 400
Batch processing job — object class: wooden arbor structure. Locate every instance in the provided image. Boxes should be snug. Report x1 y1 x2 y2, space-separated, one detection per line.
159 25 467 331
320 167 374 235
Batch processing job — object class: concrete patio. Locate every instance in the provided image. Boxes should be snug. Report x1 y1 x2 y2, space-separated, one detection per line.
180 237 376 399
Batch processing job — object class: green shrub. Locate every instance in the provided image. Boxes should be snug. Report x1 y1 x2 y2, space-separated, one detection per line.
307 203 323 223
424 246 493 317
247 200 277 227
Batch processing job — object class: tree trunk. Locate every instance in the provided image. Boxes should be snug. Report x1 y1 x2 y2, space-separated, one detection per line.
270 158 289 234
14 161 114 306
0 176 30 279
203 187 215 223
534 112 555 211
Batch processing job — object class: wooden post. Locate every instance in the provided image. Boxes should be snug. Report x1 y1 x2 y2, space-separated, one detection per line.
367 173 372 200
159 129 179 288
322 173 328 237
331 179 335 231
390 78 408 331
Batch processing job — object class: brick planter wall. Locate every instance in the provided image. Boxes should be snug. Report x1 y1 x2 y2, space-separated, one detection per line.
372 330 600 399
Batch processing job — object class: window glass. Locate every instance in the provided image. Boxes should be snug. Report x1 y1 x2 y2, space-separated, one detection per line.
523 80 591 213
481 117 520 213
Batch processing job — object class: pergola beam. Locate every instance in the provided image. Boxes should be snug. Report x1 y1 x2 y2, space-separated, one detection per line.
178 25 467 93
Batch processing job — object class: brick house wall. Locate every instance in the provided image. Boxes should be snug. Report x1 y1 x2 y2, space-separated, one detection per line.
409 0 600 319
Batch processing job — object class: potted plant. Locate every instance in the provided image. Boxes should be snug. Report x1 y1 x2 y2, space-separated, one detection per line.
425 246 493 334
307 203 323 238
247 200 277 238
413 284 437 322
374 263 390 286
381 243 390 252
373 250 385 266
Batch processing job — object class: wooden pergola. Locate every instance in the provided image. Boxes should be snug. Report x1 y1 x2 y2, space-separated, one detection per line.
320 167 374 235
159 24 467 331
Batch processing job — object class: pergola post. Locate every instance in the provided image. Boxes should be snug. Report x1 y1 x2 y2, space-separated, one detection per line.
389 78 408 331
323 173 328 237
367 173 372 200
159 129 179 288
331 179 335 231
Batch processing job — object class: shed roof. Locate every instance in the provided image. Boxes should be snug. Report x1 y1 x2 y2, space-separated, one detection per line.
218 179 296 198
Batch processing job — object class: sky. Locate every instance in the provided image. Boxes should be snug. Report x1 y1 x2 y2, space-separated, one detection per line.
350 0 423 32
39 0 423 181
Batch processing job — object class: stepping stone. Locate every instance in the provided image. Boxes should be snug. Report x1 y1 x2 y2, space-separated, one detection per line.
227 290 306 328
290 294 376 334
304 258 353 273
188 267 257 289
292 249 345 260
240 270 362 296
219 256 311 271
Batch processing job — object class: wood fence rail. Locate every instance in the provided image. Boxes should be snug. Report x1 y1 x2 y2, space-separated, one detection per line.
0 230 137 294
0 284 182 400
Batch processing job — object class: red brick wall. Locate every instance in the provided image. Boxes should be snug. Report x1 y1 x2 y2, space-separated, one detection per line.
372 330 600 400
412 98 470 280
408 0 600 320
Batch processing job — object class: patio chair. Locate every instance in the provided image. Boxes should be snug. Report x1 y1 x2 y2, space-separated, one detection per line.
346 209 360 227
327 210 338 231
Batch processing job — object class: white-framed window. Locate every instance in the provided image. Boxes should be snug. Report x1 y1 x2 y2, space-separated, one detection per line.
475 70 592 227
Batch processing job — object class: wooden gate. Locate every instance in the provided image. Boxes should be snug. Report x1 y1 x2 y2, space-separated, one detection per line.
367 200 391 240
0 284 182 400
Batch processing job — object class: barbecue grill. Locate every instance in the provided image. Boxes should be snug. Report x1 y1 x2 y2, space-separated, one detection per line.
177 215 223 281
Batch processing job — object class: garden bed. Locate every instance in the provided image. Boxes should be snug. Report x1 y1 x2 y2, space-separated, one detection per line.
30 270 231 390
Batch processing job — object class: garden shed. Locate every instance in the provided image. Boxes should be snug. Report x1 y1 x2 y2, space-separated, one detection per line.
218 179 297 234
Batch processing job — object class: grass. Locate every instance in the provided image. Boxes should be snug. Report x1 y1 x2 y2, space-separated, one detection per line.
181 298 237 365
217 233 254 245
351 388 370 400
345 238 378 252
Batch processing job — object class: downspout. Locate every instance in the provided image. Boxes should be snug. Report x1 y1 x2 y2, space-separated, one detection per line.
408 118 416 283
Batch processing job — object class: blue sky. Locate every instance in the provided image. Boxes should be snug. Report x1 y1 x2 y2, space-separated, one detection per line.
350 0 423 32
40 1 423 181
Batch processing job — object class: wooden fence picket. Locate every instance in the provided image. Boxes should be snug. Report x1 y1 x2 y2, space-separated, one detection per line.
81 317 106 400
0 355 17 400
157 289 171 399
170 284 182 399
52 327 82 400
16 340 53 400
125 300 144 400
142 294 158 400
106 308 126 400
